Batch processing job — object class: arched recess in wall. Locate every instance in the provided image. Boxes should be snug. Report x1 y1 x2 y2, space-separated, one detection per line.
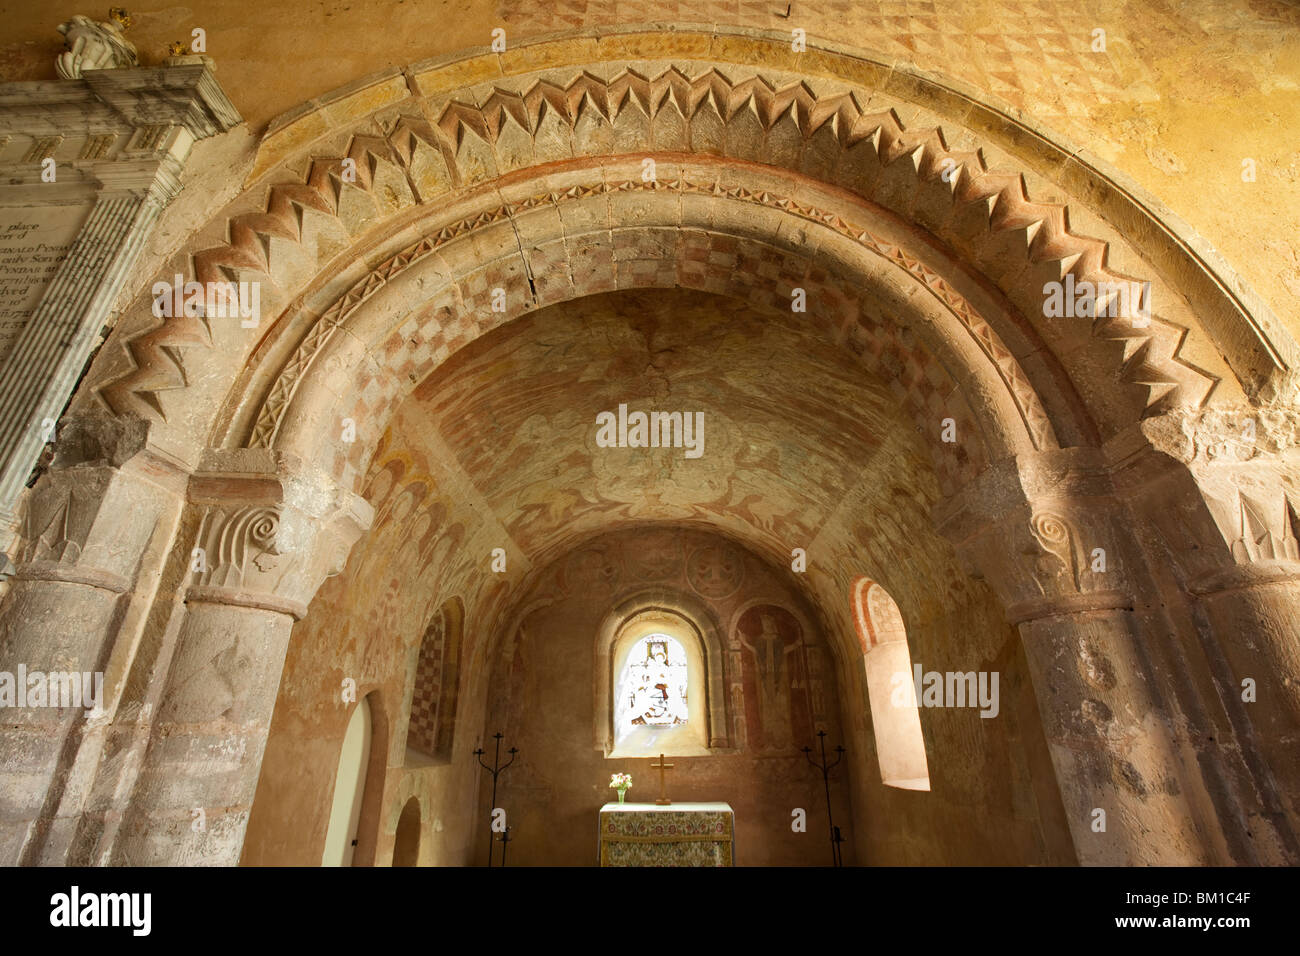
321 690 390 865
594 591 730 757
731 601 831 754
407 596 465 764
853 577 931 791
392 797 421 867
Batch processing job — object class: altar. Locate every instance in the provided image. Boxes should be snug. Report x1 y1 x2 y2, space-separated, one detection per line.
598 802 735 867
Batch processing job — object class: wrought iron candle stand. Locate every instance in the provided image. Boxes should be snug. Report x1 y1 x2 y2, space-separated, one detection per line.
802 730 845 867
474 731 517 868
497 825 513 867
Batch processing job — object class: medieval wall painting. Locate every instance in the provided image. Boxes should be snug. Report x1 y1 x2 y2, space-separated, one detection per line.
735 604 829 754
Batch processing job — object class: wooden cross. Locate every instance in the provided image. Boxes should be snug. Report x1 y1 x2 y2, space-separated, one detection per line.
650 752 674 805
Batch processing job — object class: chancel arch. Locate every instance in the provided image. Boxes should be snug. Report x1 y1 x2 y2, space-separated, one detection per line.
2 22 1298 872
83 30 1279 479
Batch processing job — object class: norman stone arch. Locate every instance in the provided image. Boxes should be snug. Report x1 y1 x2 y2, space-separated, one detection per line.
1 25 1298 869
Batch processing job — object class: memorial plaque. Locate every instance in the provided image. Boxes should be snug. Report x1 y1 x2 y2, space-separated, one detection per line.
0 204 91 366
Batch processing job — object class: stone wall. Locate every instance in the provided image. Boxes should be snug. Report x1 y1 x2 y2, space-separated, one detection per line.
481 525 855 867
476 524 1075 866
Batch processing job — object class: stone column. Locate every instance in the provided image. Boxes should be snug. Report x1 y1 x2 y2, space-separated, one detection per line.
1191 567 1300 823
110 465 371 865
1143 447 1300 853
937 451 1213 865
0 426 184 865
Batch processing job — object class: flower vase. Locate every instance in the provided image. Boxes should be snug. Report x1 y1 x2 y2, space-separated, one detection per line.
617 788 627 804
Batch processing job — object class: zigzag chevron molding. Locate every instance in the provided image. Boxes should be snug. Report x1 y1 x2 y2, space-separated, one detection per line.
97 64 1217 440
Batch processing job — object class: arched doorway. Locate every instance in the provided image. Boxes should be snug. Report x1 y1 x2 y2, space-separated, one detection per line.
321 695 372 866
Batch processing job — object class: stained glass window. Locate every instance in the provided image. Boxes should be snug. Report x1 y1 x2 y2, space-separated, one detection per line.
616 633 689 733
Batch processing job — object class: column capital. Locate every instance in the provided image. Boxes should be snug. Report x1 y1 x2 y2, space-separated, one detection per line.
934 449 1137 621
1105 414 1300 592
934 447 1117 535
12 422 185 592
185 451 373 618
1182 456 1300 594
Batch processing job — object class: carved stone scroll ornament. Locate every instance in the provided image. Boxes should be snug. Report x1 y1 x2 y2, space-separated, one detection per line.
1028 511 1084 595
186 489 373 619
191 506 283 591
55 9 139 80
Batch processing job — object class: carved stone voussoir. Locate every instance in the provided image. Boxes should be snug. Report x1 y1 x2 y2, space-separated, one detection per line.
96 57 1229 450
